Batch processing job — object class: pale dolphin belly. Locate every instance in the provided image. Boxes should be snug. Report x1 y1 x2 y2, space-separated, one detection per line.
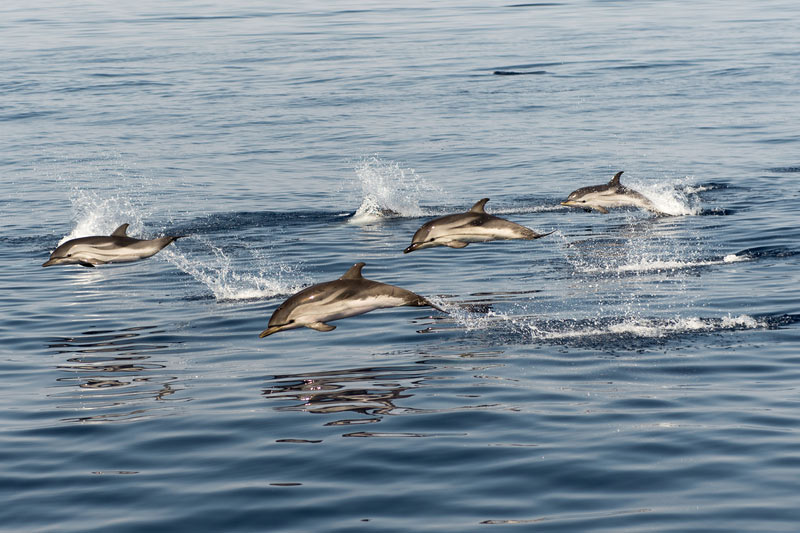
293 295 411 325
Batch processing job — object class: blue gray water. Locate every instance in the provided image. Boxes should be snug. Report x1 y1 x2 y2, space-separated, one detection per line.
2 1 800 531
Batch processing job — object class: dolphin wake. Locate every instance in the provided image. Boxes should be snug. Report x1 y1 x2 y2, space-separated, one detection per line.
624 175 702 216
430 301 770 343
161 237 309 302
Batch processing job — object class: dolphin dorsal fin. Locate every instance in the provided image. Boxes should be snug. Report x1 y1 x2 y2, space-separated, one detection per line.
340 262 366 280
469 198 490 214
609 171 624 187
111 223 130 237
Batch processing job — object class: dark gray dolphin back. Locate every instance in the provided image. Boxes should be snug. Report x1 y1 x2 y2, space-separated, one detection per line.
567 171 624 198
336 262 442 311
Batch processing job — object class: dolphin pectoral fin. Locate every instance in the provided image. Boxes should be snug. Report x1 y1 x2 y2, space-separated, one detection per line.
306 322 336 332
593 206 609 214
445 241 469 249
78 261 96 268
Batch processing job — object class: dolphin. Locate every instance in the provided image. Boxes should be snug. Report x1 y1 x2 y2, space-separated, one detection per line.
561 171 663 214
42 223 180 268
259 262 443 337
403 198 552 253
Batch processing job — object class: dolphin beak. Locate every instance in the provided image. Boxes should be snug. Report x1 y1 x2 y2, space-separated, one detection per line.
259 326 282 338
403 243 418 254
560 201 573 207
42 259 57 267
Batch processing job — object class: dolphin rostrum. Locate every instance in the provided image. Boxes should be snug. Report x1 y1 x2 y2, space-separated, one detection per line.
42 223 180 268
259 262 443 337
561 171 663 214
403 198 552 253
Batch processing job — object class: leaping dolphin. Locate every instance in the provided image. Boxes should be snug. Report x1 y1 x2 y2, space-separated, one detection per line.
403 198 552 253
259 262 443 337
42 223 180 268
561 171 663 214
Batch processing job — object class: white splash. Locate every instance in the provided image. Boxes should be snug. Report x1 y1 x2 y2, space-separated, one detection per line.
347 156 446 224
456 313 767 340
527 314 767 340
428 296 509 332
49 154 172 245
723 254 748 263
578 254 751 274
627 174 701 216
58 189 150 245
720 314 762 329
684 184 713 194
161 237 308 301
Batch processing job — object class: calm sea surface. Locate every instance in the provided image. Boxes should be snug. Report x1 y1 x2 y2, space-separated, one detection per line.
2 1 800 531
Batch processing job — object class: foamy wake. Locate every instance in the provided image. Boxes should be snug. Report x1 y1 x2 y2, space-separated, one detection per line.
627 175 701 216
347 156 447 224
432 300 767 340
578 254 750 274
161 237 308 301
522 314 765 340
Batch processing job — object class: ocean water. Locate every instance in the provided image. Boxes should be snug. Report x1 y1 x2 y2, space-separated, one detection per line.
2 1 800 531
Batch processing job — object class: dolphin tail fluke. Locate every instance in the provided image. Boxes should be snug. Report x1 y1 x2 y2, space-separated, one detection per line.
426 300 448 313
152 236 182 250
520 228 555 240
411 296 447 314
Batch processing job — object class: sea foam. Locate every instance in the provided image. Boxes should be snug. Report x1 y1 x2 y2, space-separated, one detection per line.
347 156 446 223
